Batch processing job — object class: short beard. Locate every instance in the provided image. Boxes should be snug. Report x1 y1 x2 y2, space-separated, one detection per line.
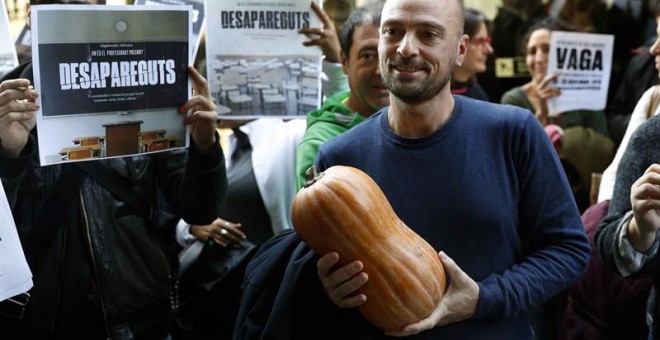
381 56 451 105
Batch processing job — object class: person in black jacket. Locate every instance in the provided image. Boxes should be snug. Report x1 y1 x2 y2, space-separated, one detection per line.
607 53 659 147
605 0 660 147
0 53 225 340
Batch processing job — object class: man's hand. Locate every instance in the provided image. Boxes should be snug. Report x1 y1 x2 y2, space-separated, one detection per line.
317 252 369 308
0 79 39 158
299 1 341 63
386 251 479 337
628 164 660 252
179 66 217 151
190 217 246 247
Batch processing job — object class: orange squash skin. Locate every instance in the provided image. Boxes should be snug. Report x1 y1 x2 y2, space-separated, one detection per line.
291 165 446 331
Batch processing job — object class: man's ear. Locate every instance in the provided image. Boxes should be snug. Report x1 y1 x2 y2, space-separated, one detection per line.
340 50 349 75
455 34 469 69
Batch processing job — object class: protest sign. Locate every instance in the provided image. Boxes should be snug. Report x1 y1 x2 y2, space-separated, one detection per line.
547 31 614 115
31 5 192 165
205 0 323 118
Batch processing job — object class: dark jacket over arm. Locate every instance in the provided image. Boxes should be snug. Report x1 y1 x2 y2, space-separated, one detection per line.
596 115 660 277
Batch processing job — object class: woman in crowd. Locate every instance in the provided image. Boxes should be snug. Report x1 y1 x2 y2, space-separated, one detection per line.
500 18 609 135
500 19 614 212
450 7 493 101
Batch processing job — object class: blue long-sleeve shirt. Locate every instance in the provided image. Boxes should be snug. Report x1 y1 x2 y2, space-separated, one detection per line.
315 95 590 339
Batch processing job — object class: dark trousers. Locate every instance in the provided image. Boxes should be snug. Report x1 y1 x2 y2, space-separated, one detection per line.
0 315 21 340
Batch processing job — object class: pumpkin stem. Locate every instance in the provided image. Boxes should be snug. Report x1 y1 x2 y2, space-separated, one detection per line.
304 165 324 188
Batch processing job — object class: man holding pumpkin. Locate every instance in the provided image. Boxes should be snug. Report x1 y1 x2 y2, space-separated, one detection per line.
313 0 591 338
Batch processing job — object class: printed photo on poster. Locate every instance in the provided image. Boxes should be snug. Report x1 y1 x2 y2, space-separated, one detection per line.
31 5 192 166
134 0 205 59
206 0 323 119
0 0 19 79
546 31 614 115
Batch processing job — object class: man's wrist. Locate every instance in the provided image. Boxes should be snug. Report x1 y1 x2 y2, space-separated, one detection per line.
188 131 223 169
628 217 657 253
189 225 198 237
0 139 21 159
192 134 217 153
0 137 34 179
614 212 659 276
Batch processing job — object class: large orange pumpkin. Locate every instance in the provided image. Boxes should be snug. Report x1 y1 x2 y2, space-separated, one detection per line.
291 165 446 331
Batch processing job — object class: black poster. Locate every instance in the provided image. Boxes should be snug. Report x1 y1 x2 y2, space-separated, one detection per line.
38 41 188 117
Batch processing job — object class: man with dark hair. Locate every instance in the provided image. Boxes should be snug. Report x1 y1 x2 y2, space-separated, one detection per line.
314 0 590 337
295 0 389 190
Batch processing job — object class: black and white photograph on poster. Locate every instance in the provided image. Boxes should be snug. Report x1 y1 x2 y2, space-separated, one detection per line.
546 31 614 115
206 0 323 119
31 5 192 166
0 0 19 79
134 0 205 59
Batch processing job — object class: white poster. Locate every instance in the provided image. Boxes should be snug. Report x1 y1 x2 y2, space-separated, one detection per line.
0 0 19 79
31 5 192 166
0 181 33 302
134 0 205 60
205 0 323 118
547 31 614 116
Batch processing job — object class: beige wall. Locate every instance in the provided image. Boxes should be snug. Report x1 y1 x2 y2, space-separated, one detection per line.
463 0 501 19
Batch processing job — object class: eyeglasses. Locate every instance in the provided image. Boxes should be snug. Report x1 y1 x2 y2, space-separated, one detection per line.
470 36 492 46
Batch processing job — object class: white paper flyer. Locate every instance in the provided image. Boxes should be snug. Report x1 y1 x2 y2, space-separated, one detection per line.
205 0 323 118
547 31 614 116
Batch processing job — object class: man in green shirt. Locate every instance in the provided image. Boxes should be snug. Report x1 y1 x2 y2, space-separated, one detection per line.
295 1 389 190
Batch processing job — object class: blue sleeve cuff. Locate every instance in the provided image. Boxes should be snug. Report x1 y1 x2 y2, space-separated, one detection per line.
473 281 498 320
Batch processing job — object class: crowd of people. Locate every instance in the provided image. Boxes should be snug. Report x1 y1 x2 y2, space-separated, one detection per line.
2 0 660 339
